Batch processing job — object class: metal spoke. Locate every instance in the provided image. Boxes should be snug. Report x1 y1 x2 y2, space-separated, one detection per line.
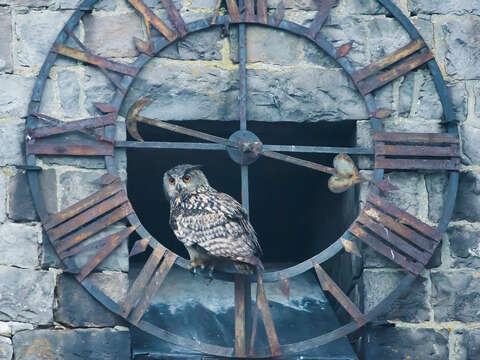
241 165 249 214
116 141 373 155
262 150 336 175
239 22 247 131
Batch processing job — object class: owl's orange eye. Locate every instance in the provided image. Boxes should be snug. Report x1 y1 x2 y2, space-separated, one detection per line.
183 175 191 183
168 177 175 185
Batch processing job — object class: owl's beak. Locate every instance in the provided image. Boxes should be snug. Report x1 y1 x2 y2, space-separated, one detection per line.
175 183 182 192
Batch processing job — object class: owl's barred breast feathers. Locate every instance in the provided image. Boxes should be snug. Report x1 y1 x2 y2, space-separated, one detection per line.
169 184 263 270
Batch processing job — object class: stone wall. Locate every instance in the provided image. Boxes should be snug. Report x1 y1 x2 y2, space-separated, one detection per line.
0 0 479 359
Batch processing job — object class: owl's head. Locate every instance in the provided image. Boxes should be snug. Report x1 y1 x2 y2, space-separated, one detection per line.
163 164 209 201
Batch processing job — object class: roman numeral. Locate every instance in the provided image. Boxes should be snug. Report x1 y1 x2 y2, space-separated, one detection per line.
27 113 115 156
225 0 241 23
374 132 460 171
53 30 137 94
249 275 281 357
120 245 177 325
313 262 366 326
349 191 442 275
352 39 434 95
308 0 338 39
127 0 180 41
44 178 135 278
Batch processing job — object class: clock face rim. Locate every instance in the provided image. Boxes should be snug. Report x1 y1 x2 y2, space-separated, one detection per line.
25 0 460 357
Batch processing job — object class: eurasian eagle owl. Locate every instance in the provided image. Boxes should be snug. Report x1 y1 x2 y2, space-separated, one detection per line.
163 164 263 275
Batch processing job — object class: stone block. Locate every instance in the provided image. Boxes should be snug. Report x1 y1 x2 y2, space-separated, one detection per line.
0 267 55 325
0 76 34 119
55 272 128 327
398 70 443 120
230 25 306 65
0 118 26 167
438 15 480 80
461 125 480 166
58 169 105 209
425 173 449 223
58 69 81 117
8 168 57 221
0 222 41 268
83 13 144 58
453 329 480 360
361 326 448 360
339 0 408 15
84 66 116 116
0 170 6 224
409 0 480 15
15 11 72 70
0 9 12 73
0 0 55 6
384 172 429 219
366 17 411 63
0 322 34 338
447 223 480 268
0 337 12 360
267 0 317 11
58 0 116 10
159 27 223 61
431 270 480 322
13 328 131 360
453 171 480 222
362 270 430 322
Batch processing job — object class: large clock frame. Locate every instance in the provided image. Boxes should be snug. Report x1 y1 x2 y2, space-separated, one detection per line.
25 0 459 357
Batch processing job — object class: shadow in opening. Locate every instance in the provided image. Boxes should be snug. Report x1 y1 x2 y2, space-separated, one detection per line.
127 120 359 359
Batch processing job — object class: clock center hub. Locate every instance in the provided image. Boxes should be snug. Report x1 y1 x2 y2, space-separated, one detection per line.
227 130 263 165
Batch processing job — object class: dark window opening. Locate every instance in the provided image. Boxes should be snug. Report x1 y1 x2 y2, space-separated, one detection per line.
127 120 358 266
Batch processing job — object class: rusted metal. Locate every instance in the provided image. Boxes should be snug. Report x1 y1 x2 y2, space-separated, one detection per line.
30 113 115 141
130 236 151 256
371 178 399 192
376 143 459 157
135 37 154 56
130 251 177 325
356 214 430 264
48 190 128 241
313 262 366 327
367 192 443 242
127 0 177 41
255 274 281 357
27 140 114 157
76 225 137 281
44 180 122 230
352 39 426 83
121 245 166 318
95 102 118 114
161 0 188 37
307 0 338 39
349 223 424 275
362 204 436 253
374 132 460 171
335 41 353 59
226 0 241 22
370 108 392 119
273 1 285 26
256 0 268 24
211 0 222 24
234 275 248 357
356 51 434 95
374 132 459 144
244 0 255 22
55 202 133 253
53 44 138 76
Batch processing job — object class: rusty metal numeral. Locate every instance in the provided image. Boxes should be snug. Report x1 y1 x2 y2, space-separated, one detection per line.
307 0 338 39
127 0 177 41
160 0 188 37
349 191 442 275
374 132 460 171
27 113 116 157
313 262 366 327
250 275 281 357
234 275 249 357
352 39 434 95
256 0 268 24
120 246 177 325
226 0 241 23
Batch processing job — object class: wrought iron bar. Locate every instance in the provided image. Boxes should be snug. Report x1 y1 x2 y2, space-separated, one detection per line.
115 141 373 155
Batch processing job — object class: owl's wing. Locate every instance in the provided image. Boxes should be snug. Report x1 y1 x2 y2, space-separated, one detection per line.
169 189 263 264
